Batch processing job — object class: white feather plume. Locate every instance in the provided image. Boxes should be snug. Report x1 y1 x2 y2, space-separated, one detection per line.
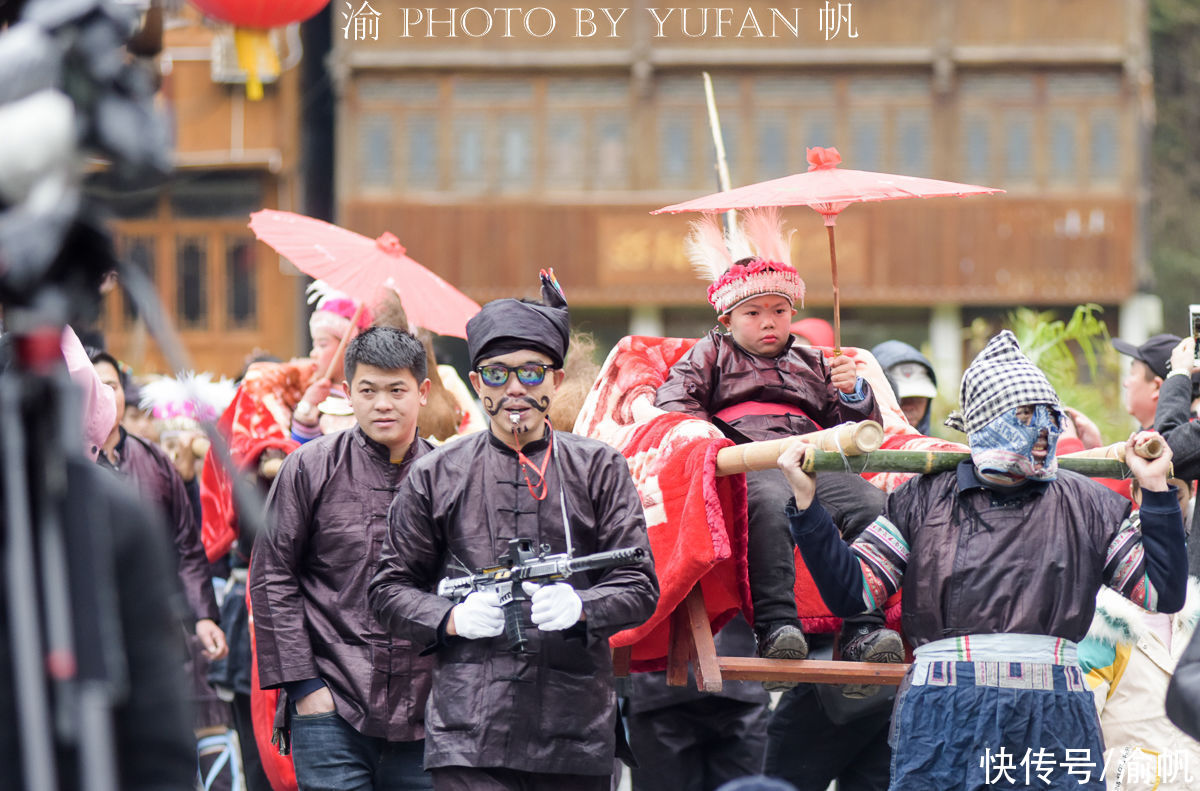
139 371 236 422
685 214 733 283
742 207 793 269
724 214 754 263
685 213 763 283
305 279 351 307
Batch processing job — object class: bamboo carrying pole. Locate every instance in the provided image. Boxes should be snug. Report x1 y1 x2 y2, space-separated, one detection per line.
785 448 1135 479
715 421 884 476
715 427 1164 479
1058 435 1165 462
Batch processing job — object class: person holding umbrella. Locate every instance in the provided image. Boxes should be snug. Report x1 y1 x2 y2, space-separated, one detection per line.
290 283 374 443
653 209 899 683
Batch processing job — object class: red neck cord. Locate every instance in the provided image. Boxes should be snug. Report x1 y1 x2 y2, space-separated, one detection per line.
514 420 553 501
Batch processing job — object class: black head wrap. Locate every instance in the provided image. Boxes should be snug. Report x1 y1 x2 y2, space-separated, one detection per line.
467 271 570 368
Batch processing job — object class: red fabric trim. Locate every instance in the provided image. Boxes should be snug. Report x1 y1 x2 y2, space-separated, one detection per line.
248 583 298 791
713 401 811 423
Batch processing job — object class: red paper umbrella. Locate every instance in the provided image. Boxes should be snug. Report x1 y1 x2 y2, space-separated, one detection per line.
248 210 480 340
653 147 1004 348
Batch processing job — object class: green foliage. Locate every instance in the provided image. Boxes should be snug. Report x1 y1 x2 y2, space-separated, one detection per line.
1007 303 1107 384
960 305 1135 442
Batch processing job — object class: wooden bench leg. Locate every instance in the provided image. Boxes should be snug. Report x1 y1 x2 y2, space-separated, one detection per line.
661 582 910 690
666 583 724 692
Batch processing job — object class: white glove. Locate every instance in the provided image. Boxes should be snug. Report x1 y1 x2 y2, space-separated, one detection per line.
451 591 504 640
522 581 583 631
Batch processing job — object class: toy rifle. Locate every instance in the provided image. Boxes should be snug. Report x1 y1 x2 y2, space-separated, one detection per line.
436 537 647 652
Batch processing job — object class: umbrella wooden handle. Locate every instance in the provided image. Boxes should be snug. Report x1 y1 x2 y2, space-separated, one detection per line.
1058 435 1164 462
715 421 884 477
827 225 841 351
321 302 366 383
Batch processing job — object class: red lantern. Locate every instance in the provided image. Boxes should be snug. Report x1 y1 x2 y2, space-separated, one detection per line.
189 0 329 28
188 0 330 100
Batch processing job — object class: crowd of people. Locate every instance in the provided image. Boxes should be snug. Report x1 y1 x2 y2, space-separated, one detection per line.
26 205 1200 791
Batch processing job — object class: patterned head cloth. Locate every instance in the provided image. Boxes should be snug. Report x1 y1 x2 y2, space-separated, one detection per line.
947 330 1064 482
968 404 1064 482
945 330 1060 435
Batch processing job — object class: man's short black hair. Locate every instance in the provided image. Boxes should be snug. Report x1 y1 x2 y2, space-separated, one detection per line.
344 326 427 384
86 347 128 392
85 346 118 371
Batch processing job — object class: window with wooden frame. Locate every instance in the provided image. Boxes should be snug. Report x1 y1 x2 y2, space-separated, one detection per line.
846 74 931 176
957 70 1126 193
97 171 267 340
353 75 634 196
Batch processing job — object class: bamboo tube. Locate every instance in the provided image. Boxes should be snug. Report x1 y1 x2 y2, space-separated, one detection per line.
1058 435 1164 462
715 421 884 477
785 448 1131 479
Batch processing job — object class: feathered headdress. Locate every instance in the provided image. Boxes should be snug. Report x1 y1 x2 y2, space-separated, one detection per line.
139 372 236 435
686 207 805 315
306 280 373 336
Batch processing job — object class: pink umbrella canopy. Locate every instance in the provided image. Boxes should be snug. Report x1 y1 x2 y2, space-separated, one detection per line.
248 210 480 339
653 146 1003 223
652 147 1004 348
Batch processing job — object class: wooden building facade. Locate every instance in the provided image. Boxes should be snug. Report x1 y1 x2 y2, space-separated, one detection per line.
333 0 1153 380
96 5 307 377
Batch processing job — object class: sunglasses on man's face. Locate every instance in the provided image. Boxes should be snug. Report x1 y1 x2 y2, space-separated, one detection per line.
475 363 557 387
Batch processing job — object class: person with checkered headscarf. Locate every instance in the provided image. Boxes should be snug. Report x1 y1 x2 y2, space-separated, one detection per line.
778 330 1188 791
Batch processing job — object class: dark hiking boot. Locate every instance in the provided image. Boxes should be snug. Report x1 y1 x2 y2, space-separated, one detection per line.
838 624 904 699
756 622 808 692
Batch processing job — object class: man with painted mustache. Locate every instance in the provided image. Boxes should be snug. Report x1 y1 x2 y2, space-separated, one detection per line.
370 271 659 791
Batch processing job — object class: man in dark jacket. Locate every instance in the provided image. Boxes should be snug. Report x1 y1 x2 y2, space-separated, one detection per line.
1115 333 1181 432
1157 337 1200 540
250 326 436 791
90 350 226 657
1116 334 1200 560
369 272 659 791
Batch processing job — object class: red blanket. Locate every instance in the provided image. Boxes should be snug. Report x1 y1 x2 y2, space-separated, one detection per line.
576 336 917 668
199 361 309 562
